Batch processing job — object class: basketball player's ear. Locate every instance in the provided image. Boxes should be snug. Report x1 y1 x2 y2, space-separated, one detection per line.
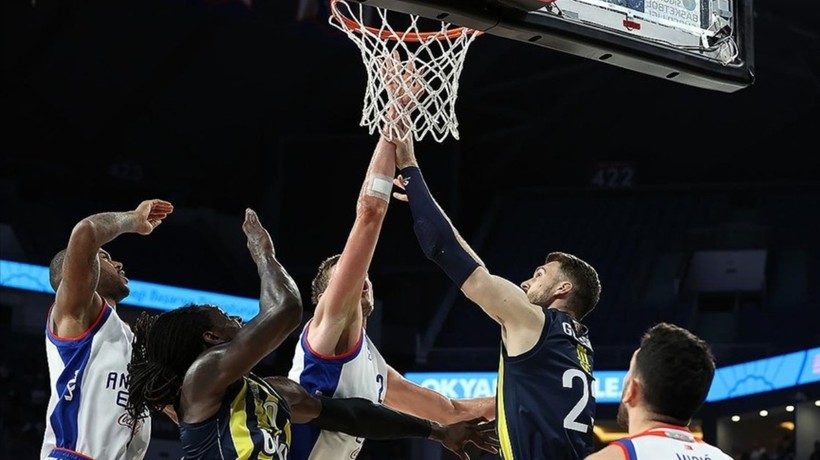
622 376 639 406
555 281 572 296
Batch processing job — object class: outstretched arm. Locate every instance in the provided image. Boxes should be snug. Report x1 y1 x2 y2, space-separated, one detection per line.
383 366 495 424
267 376 499 460
52 199 173 338
393 144 539 332
307 56 419 356
307 136 396 356
181 209 302 421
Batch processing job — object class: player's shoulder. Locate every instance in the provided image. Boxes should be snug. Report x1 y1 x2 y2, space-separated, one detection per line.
585 444 626 460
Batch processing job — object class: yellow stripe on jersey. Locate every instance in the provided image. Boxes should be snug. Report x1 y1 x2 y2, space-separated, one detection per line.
252 382 273 460
230 381 254 460
497 354 514 460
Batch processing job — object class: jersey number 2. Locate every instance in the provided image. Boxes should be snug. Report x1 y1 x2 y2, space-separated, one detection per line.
376 374 385 403
562 369 590 433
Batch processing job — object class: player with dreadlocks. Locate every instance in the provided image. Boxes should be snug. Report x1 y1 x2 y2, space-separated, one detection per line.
126 208 499 460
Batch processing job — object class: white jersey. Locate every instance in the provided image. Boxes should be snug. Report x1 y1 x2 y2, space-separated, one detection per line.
287 320 389 460
41 303 151 460
612 426 733 460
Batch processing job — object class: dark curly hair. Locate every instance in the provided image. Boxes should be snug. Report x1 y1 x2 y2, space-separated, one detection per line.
635 322 716 423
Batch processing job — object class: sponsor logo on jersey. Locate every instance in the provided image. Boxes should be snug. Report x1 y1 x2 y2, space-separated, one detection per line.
664 430 695 442
118 413 144 433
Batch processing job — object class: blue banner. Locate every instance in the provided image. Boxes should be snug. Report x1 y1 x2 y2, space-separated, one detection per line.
799 347 820 384
3 259 818 396
591 370 628 403
706 349 818 402
404 370 628 404
0 259 259 321
405 349 820 404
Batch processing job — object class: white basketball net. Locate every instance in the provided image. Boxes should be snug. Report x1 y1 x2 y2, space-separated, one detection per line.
329 0 481 143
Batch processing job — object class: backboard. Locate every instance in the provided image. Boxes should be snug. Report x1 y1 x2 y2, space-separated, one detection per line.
343 0 754 92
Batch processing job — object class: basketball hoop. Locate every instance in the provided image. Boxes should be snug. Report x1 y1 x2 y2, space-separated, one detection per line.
329 0 482 143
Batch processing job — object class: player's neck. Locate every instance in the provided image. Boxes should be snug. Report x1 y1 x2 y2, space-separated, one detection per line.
548 304 575 319
630 409 688 434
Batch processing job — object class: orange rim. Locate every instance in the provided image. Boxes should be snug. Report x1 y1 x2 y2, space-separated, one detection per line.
330 0 481 42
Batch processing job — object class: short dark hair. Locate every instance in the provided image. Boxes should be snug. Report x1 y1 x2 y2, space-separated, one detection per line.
547 251 601 320
49 249 68 291
310 254 341 305
635 322 716 422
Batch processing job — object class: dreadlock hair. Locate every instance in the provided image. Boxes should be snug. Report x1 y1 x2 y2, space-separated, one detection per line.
126 304 213 438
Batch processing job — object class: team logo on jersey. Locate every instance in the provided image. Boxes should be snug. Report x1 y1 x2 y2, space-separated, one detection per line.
576 345 592 374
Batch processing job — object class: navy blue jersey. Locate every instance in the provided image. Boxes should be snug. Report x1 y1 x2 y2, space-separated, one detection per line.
179 373 292 460
496 308 595 460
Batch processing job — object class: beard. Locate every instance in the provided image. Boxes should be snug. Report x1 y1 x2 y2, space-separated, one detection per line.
616 401 629 429
100 270 129 302
527 289 551 307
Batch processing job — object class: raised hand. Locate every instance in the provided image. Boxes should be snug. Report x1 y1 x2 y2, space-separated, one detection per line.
432 417 500 460
381 50 426 141
391 175 409 202
133 199 173 235
241 208 275 264
383 50 426 112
